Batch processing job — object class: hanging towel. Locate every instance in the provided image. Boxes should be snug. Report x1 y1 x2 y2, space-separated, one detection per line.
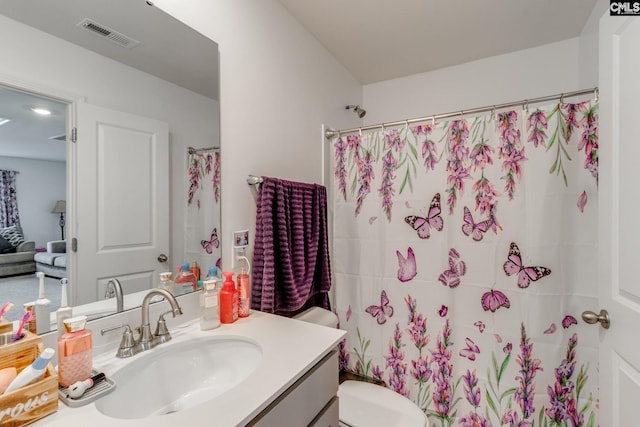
251 177 332 316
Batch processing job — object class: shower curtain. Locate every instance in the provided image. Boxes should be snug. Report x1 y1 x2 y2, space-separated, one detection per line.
331 100 599 426
185 149 222 272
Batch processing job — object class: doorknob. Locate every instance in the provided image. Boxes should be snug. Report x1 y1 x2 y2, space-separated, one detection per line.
581 309 610 329
157 253 168 263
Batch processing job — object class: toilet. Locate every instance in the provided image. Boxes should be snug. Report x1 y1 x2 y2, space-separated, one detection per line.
294 307 429 427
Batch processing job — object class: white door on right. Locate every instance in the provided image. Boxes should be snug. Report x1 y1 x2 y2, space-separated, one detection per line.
598 13 640 426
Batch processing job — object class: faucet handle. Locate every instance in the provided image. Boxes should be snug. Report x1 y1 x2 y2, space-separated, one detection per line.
154 310 174 344
101 324 137 358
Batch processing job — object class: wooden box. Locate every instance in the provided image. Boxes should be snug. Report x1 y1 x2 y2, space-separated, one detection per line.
0 331 58 426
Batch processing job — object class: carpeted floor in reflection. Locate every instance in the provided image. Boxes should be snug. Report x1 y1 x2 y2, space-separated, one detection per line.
0 273 62 321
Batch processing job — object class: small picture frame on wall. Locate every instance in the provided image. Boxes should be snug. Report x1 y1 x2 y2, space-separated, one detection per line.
233 229 249 249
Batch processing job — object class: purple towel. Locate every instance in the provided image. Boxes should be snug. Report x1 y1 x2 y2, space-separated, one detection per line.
251 177 331 316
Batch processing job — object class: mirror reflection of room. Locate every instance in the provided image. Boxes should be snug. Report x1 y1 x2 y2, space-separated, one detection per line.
0 87 67 321
0 0 220 330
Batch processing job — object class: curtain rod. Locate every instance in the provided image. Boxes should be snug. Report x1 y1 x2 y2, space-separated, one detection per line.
325 87 598 139
188 146 219 154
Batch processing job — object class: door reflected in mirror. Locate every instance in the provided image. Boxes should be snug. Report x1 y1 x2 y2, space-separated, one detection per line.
0 0 220 330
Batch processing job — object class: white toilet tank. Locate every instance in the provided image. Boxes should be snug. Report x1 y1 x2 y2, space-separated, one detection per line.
293 306 339 328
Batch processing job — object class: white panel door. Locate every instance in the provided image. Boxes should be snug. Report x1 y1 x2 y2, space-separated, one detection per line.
73 102 169 305
598 14 640 427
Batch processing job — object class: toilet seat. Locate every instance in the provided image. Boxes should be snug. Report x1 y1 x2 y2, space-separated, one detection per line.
337 380 428 427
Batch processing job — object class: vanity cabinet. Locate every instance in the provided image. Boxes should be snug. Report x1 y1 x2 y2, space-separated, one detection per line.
249 350 339 427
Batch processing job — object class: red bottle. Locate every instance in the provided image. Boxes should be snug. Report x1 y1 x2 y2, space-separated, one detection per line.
219 272 239 323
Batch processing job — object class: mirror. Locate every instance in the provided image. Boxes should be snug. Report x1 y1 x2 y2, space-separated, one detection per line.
0 0 221 329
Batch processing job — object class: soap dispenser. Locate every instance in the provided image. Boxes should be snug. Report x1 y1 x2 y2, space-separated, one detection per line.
175 263 197 295
219 272 238 324
58 316 92 387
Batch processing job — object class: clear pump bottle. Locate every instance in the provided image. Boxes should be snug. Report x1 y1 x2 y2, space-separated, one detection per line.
200 278 220 330
236 256 251 318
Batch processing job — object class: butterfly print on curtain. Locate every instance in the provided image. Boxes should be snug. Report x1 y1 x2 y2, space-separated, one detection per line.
503 242 551 288
365 290 394 325
405 193 444 239
396 247 417 282
461 206 492 241
438 248 466 288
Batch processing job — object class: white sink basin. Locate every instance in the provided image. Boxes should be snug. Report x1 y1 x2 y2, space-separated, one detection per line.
95 336 263 419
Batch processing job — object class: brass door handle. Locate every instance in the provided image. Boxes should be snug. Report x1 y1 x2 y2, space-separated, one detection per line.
581 309 610 329
157 253 168 263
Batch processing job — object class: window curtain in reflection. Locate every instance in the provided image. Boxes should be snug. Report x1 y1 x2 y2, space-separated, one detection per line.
331 101 599 426
185 150 221 272
0 170 20 228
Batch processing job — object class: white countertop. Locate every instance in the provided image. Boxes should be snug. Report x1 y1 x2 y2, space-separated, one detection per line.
33 310 345 426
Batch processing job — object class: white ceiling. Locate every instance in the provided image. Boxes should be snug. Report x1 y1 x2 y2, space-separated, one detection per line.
0 0 219 162
277 0 600 84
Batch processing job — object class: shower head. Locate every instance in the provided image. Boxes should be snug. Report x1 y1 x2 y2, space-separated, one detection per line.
346 105 366 118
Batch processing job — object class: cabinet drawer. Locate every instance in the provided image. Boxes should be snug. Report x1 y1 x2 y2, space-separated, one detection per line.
309 396 339 427
250 351 338 426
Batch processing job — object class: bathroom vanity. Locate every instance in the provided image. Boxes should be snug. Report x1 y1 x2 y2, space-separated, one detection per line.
30 307 345 426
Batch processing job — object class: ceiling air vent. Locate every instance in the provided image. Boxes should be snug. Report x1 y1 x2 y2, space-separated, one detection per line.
77 18 140 49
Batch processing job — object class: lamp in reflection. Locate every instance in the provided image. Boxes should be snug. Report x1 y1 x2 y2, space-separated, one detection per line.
51 200 66 240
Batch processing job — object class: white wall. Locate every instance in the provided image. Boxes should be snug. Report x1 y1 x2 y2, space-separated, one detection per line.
0 14 219 269
153 0 362 268
0 157 65 247
362 37 590 126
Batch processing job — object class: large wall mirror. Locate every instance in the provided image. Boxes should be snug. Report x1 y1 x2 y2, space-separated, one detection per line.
0 0 221 331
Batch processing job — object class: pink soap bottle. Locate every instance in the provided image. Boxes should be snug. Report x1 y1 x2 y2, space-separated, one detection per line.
219 272 239 324
58 315 92 387
175 263 198 295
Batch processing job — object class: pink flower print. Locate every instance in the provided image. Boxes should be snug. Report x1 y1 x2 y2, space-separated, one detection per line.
545 334 582 426
411 356 431 383
338 339 350 372
526 109 548 148
472 176 499 216
579 104 599 182
212 152 221 203
371 364 384 382
385 323 408 397
470 141 494 171
497 111 526 200
445 119 471 214
378 150 397 221
502 408 532 427
355 150 375 216
412 124 439 172
503 342 512 354
562 101 589 141
334 137 347 201
384 129 405 152
463 369 481 407
405 295 430 349
430 319 455 422
461 412 490 427
514 323 542 421
577 191 588 213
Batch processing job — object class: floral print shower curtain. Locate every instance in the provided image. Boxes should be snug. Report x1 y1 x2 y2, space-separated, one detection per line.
331 100 599 426
186 150 222 272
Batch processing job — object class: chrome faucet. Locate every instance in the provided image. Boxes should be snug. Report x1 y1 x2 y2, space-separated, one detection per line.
100 288 183 358
104 278 124 313
138 288 183 351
